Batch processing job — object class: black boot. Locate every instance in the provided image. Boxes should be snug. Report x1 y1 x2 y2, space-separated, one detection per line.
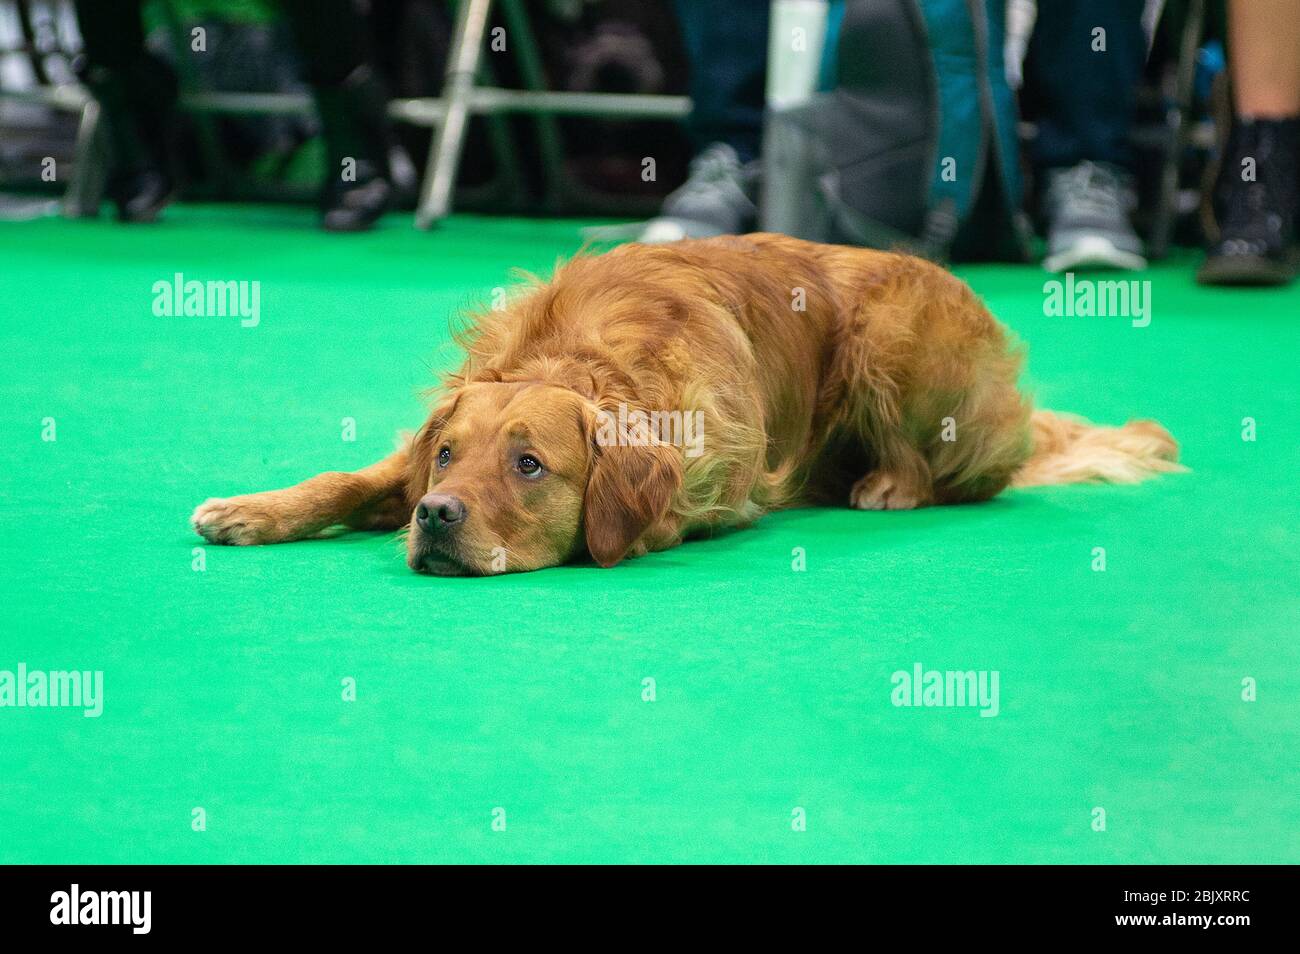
1199 116 1300 286
80 53 179 223
313 64 394 232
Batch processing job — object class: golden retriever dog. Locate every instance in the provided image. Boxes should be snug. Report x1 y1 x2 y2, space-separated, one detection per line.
192 234 1181 575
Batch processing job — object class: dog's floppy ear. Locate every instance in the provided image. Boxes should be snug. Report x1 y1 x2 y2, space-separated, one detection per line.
583 429 682 568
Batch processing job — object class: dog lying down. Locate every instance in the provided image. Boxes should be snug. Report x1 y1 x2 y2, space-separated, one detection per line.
192 234 1183 575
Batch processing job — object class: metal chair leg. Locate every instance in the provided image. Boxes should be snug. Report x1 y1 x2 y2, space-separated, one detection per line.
157 0 235 196
496 0 567 211
416 0 493 229
1150 0 1205 260
62 95 105 218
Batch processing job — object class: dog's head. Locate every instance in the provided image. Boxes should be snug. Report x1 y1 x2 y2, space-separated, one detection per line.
406 381 681 575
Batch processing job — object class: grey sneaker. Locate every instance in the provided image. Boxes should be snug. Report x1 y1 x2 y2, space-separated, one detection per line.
638 142 758 243
1042 161 1146 272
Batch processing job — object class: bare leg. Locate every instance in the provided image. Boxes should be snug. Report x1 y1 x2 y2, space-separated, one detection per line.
191 444 411 545
1230 0 1300 116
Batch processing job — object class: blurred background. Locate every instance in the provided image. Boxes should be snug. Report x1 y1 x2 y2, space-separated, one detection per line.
2 1 1295 283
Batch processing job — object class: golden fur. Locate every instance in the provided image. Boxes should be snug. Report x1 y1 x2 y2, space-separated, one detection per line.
192 234 1182 574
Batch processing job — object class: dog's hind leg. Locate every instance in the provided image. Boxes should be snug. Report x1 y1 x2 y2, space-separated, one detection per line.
191 444 412 545
849 435 934 511
828 254 1032 510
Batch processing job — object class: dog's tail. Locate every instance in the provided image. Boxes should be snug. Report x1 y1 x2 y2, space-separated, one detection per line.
1011 410 1185 488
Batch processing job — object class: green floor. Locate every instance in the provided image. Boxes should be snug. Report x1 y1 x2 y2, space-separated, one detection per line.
1 205 1296 864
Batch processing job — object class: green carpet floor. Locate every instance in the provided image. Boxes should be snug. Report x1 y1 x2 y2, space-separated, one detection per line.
1 205 1296 864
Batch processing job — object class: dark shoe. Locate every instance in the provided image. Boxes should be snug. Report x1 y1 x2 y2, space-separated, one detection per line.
321 171 393 232
111 168 175 224
1199 116 1300 286
314 64 395 232
79 55 179 223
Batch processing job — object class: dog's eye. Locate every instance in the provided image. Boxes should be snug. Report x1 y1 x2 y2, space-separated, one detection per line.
516 454 544 478
437 446 451 468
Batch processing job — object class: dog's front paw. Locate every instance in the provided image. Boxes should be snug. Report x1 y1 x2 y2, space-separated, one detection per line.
849 471 928 511
191 495 288 545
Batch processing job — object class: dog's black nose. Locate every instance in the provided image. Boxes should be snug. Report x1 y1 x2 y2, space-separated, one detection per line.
415 493 467 533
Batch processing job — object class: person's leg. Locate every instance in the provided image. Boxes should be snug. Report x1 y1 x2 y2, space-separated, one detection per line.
1230 0 1300 116
639 0 769 242
1026 0 1147 170
73 0 179 221
676 0 769 162
1200 0 1300 285
73 0 147 71
1024 0 1148 271
278 0 396 231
